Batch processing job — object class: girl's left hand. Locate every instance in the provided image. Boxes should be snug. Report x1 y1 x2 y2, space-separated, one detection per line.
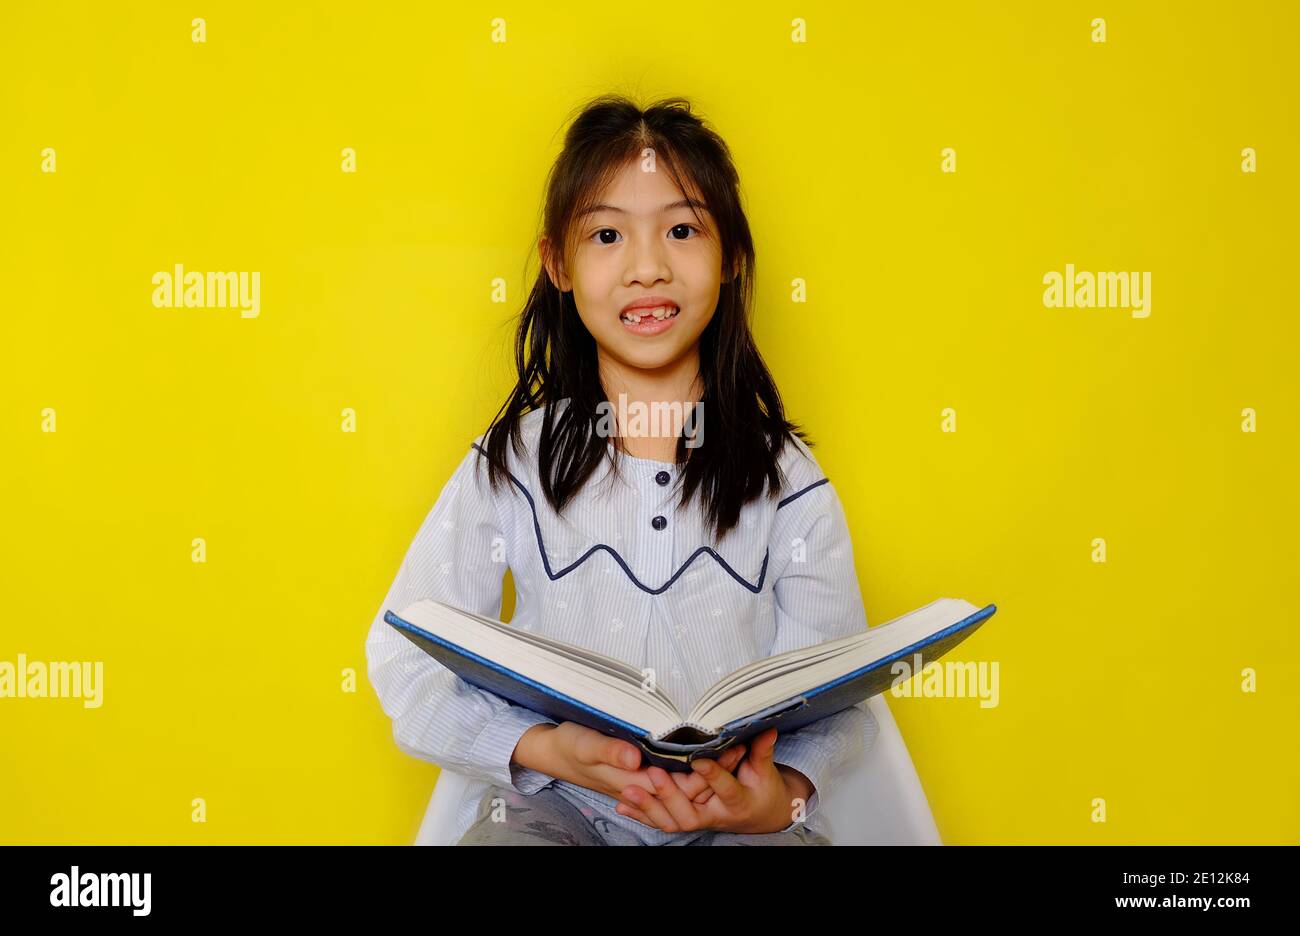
666 742 748 804
615 728 811 834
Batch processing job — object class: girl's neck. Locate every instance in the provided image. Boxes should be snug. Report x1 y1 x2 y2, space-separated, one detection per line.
598 348 702 463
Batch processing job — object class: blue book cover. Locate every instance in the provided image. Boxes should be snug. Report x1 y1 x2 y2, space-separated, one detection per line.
385 598 996 772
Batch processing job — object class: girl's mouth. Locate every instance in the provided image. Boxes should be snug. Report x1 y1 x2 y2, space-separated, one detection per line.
619 305 679 336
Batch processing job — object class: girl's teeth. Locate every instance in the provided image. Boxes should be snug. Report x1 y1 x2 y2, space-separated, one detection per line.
622 306 678 324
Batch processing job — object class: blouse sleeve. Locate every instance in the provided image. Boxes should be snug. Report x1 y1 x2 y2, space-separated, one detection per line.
768 479 881 832
365 443 559 794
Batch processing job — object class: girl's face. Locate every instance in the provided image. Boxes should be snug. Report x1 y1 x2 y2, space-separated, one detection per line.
544 158 725 381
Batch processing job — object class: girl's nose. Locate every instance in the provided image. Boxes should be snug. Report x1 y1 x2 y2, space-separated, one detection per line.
625 236 671 285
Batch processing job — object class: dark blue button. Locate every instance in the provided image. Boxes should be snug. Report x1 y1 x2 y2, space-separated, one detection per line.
651 515 667 531
655 470 670 486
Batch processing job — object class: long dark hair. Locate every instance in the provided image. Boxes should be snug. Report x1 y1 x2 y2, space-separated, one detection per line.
478 93 812 544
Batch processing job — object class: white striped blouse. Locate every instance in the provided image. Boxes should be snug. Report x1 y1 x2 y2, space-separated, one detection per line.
365 400 879 844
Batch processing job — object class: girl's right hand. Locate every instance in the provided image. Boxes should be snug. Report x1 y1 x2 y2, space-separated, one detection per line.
522 721 744 804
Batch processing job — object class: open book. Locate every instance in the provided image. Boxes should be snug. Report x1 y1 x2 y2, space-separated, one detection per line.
384 596 997 772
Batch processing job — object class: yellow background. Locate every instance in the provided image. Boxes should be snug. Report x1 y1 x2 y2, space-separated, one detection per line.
2 2 1295 844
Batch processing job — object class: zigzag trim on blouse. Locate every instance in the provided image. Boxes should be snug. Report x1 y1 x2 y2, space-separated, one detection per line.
469 442 830 595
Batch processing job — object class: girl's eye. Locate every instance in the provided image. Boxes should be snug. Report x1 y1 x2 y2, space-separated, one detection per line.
589 224 701 245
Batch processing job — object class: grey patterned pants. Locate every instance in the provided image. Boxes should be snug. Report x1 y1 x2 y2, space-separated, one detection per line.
457 785 832 846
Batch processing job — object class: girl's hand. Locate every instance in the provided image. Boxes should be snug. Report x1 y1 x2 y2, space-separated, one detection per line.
668 743 747 804
614 729 809 835
523 722 655 801
517 722 744 804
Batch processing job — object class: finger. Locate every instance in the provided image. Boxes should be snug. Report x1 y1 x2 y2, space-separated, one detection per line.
675 746 742 800
690 745 745 784
666 770 714 804
751 728 778 765
693 745 745 801
669 770 707 800
645 766 706 831
605 739 643 770
691 753 746 811
736 730 778 781
618 768 659 795
615 800 658 829
620 781 681 832
594 763 661 800
719 744 747 772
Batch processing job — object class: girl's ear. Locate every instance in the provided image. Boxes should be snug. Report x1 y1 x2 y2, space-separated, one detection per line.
539 234 572 292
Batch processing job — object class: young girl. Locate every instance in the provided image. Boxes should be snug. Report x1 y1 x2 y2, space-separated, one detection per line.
366 94 879 846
